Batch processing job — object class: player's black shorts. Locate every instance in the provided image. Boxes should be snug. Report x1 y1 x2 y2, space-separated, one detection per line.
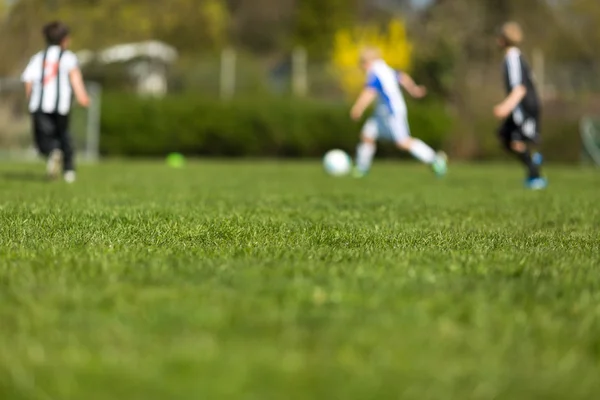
31 112 71 157
498 113 540 147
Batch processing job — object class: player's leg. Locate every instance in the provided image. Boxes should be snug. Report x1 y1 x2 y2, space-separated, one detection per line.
391 115 447 176
509 140 546 189
56 114 76 183
354 118 378 177
32 113 61 179
499 123 535 177
509 139 538 177
525 116 543 166
530 145 543 166
499 118 545 189
520 116 546 188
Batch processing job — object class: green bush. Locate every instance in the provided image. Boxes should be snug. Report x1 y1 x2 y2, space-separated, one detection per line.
100 93 452 158
100 94 580 162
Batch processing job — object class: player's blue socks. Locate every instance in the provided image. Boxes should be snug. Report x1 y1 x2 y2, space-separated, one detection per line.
524 150 545 189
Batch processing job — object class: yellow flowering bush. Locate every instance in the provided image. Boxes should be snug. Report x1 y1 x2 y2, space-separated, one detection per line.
331 19 413 96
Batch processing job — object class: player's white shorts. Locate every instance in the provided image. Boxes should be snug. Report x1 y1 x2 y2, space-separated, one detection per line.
362 113 411 143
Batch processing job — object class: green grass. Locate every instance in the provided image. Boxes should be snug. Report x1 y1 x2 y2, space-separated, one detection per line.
1 161 599 400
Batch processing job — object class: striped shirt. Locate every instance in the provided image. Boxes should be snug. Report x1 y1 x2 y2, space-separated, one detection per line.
503 47 540 121
21 45 79 115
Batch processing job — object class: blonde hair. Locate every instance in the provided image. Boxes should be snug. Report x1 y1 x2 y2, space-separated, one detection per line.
359 47 382 64
500 22 524 46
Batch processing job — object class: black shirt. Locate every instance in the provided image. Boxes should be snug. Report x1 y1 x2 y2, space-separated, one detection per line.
503 47 540 119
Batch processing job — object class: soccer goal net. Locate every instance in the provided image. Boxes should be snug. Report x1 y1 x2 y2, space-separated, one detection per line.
580 116 600 167
0 78 101 162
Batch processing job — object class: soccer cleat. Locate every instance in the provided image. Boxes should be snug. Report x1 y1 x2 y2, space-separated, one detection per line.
352 167 368 179
64 171 76 184
532 152 543 166
432 151 448 177
46 149 62 180
525 177 547 190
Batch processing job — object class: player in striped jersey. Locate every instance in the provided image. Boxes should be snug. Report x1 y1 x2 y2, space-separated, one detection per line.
22 21 90 183
494 22 547 190
350 48 447 178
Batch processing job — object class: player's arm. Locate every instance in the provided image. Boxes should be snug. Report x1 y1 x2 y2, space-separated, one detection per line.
65 53 90 108
494 85 527 119
350 88 377 121
24 82 33 100
69 67 90 107
399 72 427 99
21 58 35 100
494 53 527 119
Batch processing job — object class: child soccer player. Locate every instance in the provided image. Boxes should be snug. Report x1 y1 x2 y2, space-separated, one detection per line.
21 21 90 183
350 47 447 178
494 22 546 190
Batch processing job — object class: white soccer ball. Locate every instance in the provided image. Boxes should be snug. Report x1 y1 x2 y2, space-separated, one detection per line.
323 149 352 176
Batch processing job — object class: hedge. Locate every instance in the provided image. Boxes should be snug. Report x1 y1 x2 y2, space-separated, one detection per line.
100 93 452 158
100 94 581 162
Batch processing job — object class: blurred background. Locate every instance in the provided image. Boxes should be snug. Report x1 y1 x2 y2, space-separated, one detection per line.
0 0 599 164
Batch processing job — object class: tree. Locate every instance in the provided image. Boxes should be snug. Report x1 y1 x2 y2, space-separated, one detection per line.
1 0 231 51
228 0 294 53
293 0 358 59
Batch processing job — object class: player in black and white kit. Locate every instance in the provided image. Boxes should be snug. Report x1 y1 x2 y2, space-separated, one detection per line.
494 22 547 190
21 21 90 183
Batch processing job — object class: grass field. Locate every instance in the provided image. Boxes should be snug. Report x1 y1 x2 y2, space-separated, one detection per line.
1 161 599 400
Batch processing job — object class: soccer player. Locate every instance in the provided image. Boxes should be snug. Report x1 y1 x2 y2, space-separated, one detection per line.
494 22 546 190
350 47 447 178
21 21 90 183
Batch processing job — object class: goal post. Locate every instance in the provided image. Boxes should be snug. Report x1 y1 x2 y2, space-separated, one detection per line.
0 77 102 162
84 82 102 161
580 116 600 167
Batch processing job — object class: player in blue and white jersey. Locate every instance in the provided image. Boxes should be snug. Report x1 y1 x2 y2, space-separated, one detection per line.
350 48 447 178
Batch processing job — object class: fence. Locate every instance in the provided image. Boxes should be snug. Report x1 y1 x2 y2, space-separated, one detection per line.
169 48 600 102
165 48 345 100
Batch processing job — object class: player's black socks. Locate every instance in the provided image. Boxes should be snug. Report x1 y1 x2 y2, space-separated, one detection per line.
514 151 540 179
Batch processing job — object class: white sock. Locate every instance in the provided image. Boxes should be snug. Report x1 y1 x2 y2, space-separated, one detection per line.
356 142 376 171
409 139 436 164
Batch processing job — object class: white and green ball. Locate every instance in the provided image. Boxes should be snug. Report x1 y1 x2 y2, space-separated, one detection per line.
323 149 352 176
